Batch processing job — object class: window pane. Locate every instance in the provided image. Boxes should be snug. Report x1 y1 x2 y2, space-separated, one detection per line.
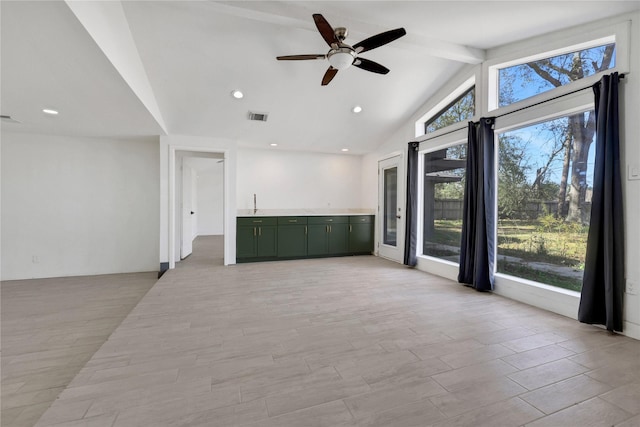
497 111 596 291
499 43 615 107
425 87 475 134
383 167 398 246
423 144 466 261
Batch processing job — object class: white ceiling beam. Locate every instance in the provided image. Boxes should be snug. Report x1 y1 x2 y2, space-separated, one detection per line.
206 1 485 64
64 0 168 134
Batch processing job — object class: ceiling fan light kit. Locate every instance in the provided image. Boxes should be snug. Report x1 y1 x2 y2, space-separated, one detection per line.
327 48 356 70
276 14 406 86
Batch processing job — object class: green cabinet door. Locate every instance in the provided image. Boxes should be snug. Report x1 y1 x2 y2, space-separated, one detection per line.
307 224 329 256
237 217 277 261
277 216 308 258
328 223 349 254
236 226 257 258
256 225 277 257
349 216 374 254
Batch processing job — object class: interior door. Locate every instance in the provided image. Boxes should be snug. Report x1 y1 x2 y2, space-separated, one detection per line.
378 155 405 263
180 162 194 259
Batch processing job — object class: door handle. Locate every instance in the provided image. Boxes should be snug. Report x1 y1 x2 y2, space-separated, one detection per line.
396 215 401 219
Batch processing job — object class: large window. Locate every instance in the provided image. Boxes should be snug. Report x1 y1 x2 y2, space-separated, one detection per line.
425 87 475 134
422 143 466 262
497 42 615 107
415 22 627 299
496 111 595 291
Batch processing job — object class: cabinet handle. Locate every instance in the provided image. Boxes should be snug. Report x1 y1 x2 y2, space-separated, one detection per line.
253 227 256 236
289 219 297 223
259 227 262 236
326 225 328 233
327 219 333 222
305 226 307 235
350 225 352 232
329 225 332 233
253 220 263 223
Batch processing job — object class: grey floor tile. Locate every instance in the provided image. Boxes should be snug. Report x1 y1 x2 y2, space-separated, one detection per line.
525 397 633 427
520 374 612 414
5 236 640 427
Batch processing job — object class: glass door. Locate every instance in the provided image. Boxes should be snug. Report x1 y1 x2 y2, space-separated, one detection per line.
378 155 404 262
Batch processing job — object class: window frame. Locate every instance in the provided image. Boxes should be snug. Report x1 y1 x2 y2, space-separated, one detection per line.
493 96 596 295
415 73 478 139
417 128 468 265
424 85 476 135
483 21 630 117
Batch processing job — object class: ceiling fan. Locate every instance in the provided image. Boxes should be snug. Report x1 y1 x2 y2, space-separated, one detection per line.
277 14 406 86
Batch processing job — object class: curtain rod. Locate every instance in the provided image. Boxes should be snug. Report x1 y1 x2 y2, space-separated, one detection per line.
416 73 626 144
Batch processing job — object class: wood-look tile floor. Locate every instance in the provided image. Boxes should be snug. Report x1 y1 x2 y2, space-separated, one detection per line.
6 236 640 426
1 272 157 427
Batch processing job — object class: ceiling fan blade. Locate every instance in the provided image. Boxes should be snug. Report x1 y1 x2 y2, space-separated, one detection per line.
321 67 338 86
313 14 337 46
353 58 390 74
277 54 326 60
353 28 406 53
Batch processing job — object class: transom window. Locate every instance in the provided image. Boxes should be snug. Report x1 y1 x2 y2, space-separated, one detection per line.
497 41 616 108
425 86 475 134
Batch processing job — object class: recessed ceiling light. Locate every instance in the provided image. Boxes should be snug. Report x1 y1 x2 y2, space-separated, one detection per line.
341 148 349 152
231 90 244 99
270 143 278 147
352 105 362 114
42 108 59 115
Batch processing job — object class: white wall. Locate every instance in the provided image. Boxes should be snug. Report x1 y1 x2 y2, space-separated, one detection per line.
1 132 159 280
237 147 363 210
361 12 640 340
195 161 224 236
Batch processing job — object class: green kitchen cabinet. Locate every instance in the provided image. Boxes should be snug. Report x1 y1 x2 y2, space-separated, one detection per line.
307 216 349 256
237 214 374 262
236 217 277 261
349 215 374 254
277 216 308 258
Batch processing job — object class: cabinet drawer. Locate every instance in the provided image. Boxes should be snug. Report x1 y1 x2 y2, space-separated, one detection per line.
237 217 277 226
349 215 373 224
277 216 308 225
307 216 348 225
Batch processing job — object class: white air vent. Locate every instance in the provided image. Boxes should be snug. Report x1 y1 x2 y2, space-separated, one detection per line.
1 115 21 124
248 111 268 122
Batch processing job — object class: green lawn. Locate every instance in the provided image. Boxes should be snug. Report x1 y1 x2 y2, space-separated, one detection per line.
425 218 587 291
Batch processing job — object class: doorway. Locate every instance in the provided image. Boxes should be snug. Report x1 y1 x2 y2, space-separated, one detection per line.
174 151 225 264
378 154 405 263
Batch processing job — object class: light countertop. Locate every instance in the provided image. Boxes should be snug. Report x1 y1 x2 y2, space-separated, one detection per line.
237 209 375 217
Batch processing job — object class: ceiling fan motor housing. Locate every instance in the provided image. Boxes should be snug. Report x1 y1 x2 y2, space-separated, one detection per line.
334 27 348 41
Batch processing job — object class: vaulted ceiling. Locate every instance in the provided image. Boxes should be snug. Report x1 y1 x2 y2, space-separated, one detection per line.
2 1 639 154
